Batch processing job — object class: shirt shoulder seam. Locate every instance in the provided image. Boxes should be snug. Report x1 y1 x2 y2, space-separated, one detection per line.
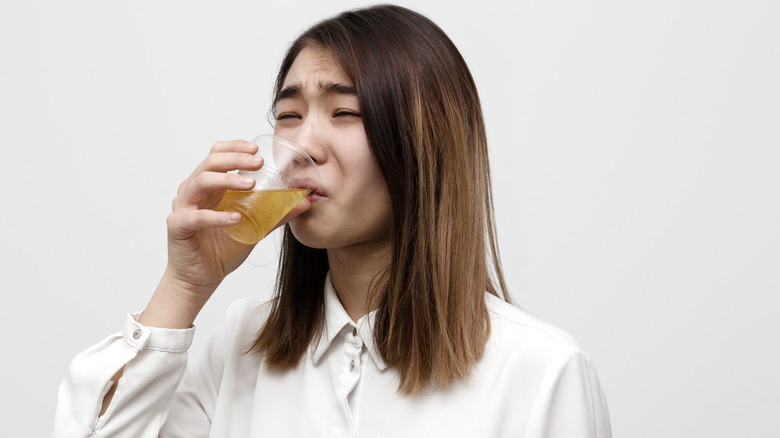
486 295 582 349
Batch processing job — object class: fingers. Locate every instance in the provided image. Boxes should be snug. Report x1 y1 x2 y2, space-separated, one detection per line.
209 140 258 154
176 139 264 203
175 171 255 210
192 151 263 176
167 209 242 239
169 139 262 235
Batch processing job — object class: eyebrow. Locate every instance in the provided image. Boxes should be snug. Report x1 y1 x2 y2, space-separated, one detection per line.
276 81 357 102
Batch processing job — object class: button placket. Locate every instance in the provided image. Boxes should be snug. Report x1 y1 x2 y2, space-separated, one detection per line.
346 339 361 374
334 331 364 437
348 328 362 374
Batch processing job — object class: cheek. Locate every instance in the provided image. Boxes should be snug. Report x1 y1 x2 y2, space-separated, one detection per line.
348 161 389 208
350 148 384 185
355 167 393 229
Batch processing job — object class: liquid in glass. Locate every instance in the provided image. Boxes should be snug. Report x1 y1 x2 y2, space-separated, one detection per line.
216 188 310 244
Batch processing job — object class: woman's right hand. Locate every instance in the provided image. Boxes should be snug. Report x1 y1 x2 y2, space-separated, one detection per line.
140 140 264 328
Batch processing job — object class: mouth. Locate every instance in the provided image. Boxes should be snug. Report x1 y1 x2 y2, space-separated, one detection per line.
290 178 326 201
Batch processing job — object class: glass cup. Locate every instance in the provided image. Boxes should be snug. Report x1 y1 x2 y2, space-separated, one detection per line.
216 134 319 244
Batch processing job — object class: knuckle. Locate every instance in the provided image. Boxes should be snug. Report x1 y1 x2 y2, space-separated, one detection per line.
193 211 211 229
166 212 178 227
203 153 219 168
210 141 224 152
191 172 209 190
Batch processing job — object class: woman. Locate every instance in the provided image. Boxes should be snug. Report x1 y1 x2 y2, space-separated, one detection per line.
53 5 611 437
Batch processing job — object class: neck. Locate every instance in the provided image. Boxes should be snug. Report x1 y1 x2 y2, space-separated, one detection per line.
327 238 392 322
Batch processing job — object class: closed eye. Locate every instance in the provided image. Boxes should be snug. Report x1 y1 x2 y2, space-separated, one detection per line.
276 112 301 121
334 110 361 119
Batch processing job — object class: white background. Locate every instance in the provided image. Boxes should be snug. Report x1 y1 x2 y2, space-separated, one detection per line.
1 1 778 436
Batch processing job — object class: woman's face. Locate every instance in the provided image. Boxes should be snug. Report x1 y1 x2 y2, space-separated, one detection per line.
274 45 392 251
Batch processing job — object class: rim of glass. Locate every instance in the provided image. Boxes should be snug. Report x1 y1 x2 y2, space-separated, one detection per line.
250 134 319 171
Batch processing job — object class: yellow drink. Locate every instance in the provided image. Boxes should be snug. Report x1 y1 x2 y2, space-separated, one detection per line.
216 188 310 244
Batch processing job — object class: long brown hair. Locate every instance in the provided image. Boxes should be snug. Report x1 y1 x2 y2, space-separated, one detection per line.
249 4 509 395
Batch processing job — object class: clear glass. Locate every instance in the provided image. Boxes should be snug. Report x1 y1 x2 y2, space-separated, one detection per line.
216 134 319 244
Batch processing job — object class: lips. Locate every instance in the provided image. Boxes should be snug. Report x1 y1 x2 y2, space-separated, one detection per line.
290 177 326 199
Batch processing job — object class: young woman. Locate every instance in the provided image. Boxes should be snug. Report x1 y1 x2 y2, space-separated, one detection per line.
54 5 611 437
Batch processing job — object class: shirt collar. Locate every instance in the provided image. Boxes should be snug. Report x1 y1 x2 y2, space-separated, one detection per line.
311 272 387 370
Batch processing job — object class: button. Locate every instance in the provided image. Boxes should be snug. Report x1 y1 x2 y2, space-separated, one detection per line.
349 360 355 371
352 328 358 337
132 329 142 340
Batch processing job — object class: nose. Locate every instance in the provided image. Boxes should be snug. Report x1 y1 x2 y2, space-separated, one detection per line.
290 120 327 165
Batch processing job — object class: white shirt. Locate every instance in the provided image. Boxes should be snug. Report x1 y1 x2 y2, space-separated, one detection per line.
53 276 611 437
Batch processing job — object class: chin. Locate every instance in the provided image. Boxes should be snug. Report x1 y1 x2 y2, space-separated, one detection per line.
288 217 331 249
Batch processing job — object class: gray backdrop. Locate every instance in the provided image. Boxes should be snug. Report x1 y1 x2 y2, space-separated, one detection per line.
1 0 778 436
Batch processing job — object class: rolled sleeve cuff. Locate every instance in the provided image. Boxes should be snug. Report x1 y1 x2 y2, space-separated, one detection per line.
123 312 196 352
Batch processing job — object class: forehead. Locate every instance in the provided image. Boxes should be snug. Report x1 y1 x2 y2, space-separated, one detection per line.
282 45 351 88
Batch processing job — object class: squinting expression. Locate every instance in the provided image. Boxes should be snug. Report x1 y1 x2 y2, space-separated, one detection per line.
274 45 393 251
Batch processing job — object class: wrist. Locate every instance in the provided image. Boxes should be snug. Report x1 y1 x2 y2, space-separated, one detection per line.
162 266 222 298
139 272 215 329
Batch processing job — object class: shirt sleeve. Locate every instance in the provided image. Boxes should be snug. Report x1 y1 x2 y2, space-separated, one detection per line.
160 321 228 436
52 313 196 438
523 345 612 438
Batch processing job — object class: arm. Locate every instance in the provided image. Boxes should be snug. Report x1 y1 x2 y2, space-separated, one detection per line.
52 314 195 438
99 140 265 406
53 140 305 436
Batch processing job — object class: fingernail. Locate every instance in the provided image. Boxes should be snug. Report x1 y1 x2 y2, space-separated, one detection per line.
240 176 255 185
249 155 262 165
